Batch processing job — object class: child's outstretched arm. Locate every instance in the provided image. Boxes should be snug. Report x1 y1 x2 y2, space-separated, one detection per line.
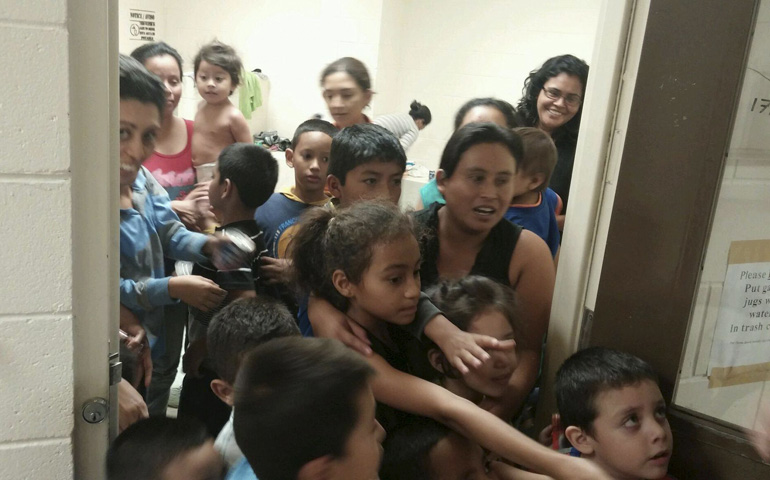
365 353 611 480
229 108 252 144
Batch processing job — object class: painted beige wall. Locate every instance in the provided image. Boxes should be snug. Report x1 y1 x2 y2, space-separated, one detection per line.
0 0 75 477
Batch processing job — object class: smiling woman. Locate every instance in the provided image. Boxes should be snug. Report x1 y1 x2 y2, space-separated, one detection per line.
517 55 589 224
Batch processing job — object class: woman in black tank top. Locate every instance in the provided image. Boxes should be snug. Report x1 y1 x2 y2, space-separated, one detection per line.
414 123 555 420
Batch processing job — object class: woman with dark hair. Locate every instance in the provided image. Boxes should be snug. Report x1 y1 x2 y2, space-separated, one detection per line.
374 100 432 151
131 41 207 230
416 97 522 209
320 57 374 128
517 54 589 229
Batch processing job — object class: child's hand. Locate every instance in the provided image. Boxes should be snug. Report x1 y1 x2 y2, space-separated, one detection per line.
537 414 561 447
204 234 254 270
168 275 226 312
308 296 372 356
428 316 515 374
259 256 292 285
119 304 152 387
171 199 201 231
118 378 148 433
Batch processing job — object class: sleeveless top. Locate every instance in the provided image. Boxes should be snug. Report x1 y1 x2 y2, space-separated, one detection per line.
413 203 521 288
142 119 196 201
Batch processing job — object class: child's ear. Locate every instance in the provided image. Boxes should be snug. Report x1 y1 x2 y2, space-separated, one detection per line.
564 425 595 456
435 169 448 195
327 175 343 200
285 148 295 168
222 178 235 200
427 348 447 374
297 455 333 480
332 269 355 299
210 379 235 406
528 173 547 192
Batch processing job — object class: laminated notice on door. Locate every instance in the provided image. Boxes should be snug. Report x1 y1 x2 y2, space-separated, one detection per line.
709 240 770 388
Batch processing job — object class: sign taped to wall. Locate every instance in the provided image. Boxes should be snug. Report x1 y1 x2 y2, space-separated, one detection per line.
709 239 770 387
128 9 156 42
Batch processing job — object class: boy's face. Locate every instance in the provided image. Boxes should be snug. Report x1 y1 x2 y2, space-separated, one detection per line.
329 385 385 480
196 60 233 104
427 431 492 480
287 131 333 195
585 380 672 480
120 99 160 187
329 161 403 208
161 439 224 480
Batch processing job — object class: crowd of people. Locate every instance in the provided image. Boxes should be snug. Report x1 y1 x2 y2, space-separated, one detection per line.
109 38 770 480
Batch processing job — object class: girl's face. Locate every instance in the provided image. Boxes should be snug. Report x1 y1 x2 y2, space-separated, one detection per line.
144 54 182 118
437 142 516 234
196 60 233 104
462 309 517 398
345 234 422 326
322 72 372 127
536 72 583 134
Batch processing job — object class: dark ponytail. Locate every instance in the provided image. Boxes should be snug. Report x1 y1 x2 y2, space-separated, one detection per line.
408 100 432 126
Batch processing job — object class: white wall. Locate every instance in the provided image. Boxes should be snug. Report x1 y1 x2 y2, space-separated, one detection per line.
0 0 75 478
675 0 770 431
376 0 602 169
119 0 602 171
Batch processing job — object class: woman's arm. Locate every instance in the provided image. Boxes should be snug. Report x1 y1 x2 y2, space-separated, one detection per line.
487 230 555 419
366 353 608 480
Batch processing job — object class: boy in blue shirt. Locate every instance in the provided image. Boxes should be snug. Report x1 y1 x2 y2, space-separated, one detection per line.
255 119 338 263
118 54 241 414
507 127 561 258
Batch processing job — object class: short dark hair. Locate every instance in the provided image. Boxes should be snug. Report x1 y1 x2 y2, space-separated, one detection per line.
130 41 183 76
439 122 524 178
106 417 211 480
291 119 339 150
290 200 416 311
234 337 375 480
217 143 278 209
513 127 558 193
517 54 589 145
379 415 450 480
408 100 432 126
194 40 243 88
207 297 300 384
453 97 522 130
320 56 372 91
119 54 165 116
555 347 659 434
328 123 406 185
424 276 519 379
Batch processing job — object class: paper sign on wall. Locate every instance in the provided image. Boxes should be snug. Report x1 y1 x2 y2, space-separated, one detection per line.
128 9 156 42
708 239 770 388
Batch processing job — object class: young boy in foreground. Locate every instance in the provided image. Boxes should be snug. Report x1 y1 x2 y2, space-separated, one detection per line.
107 416 224 480
179 143 278 434
205 297 300 471
555 347 674 480
232 337 385 480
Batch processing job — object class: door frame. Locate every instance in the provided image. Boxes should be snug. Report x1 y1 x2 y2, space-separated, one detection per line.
71 0 119 477
586 0 769 477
